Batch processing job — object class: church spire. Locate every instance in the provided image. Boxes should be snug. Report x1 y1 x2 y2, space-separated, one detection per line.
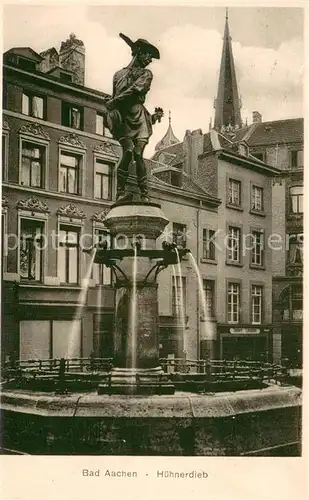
214 9 242 131
154 110 180 151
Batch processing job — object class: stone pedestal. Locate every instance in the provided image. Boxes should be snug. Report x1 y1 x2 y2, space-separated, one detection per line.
102 202 173 394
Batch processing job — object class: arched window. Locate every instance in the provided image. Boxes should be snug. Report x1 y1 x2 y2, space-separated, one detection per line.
290 186 303 213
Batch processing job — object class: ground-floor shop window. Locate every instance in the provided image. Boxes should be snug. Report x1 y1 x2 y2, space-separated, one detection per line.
19 319 81 360
221 335 267 361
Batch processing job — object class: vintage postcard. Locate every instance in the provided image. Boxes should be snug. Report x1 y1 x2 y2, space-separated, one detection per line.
0 1 307 499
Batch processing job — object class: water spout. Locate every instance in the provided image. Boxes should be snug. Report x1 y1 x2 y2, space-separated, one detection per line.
188 253 213 349
175 249 186 339
67 248 97 359
128 245 138 369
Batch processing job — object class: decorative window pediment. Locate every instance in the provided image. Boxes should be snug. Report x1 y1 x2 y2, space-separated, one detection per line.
16 196 50 213
19 122 50 140
93 143 117 157
2 197 9 207
59 133 86 149
92 208 110 223
57 203 86 219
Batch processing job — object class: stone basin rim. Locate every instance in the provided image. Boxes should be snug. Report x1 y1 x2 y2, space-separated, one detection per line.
1 386 302 418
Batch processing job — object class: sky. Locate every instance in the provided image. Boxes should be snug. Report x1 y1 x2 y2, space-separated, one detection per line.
3 4 304 156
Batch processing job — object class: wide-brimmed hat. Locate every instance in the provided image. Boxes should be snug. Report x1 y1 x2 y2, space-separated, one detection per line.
119 32 160 59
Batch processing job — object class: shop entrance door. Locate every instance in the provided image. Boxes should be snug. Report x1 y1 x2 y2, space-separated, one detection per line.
222 336 267 361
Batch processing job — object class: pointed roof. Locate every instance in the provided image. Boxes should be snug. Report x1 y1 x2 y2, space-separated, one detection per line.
154 111 180 151
214 8 242 131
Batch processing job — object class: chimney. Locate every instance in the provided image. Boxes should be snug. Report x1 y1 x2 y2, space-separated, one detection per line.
252 111 262 124
59 33 85 85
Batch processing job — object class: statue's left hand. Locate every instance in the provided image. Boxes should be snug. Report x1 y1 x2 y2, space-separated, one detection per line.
153 107 164 123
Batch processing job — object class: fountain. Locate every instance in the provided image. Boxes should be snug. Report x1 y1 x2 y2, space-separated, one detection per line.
0 33 302 456
89 202 189 395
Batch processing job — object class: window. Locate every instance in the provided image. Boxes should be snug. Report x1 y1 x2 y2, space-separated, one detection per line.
20 320 81 360
22 92 45 119
59 152 80 194
228 179 241 206
227 282 240 323
92 229 112 285
252 285 263 324
251 231 264 266
291 285 303 321
170 169 182 187
251 152 265 162
203 280 215 318
1 212 7 276
172 276 186 317
288 233 303 265
95 113 113 137
202 229 216 260
21 141 45 188
290 150 303 168
251 185 264 211
172 223 187 249
2 133 7 181
60 72 73 83
19 219 44 281
281 285 303 322
93 313 114 357
18 58 37 72
96 113 104 135
290 186 303 213
227 226 240 263
62 102 83 130
58 226 80 284
94 159 112 200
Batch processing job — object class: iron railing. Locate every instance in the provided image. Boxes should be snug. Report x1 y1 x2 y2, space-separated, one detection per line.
1 357 291 388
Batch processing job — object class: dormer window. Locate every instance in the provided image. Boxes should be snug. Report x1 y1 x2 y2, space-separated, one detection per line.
22 92 45 119
17 57 36 71
60 72 73 83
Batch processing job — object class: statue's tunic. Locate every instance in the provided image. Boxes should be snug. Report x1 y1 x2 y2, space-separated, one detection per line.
106 66 153 142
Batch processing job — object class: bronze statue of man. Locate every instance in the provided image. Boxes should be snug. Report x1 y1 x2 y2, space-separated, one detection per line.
104 33 163 202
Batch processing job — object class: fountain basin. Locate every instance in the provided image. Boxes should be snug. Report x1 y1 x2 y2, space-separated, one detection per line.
1 385 301 456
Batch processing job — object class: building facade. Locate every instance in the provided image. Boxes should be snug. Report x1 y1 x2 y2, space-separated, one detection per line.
152 126 279 362
246 117 304 366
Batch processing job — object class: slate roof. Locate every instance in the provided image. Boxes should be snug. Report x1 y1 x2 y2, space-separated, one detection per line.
152 142 183 162
246 118 304 146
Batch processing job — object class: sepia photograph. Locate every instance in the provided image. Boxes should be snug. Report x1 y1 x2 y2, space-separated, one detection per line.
0 1 305 478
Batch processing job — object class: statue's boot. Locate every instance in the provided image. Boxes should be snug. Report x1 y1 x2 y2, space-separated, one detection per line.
138 175 150 202
116 169 133 202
